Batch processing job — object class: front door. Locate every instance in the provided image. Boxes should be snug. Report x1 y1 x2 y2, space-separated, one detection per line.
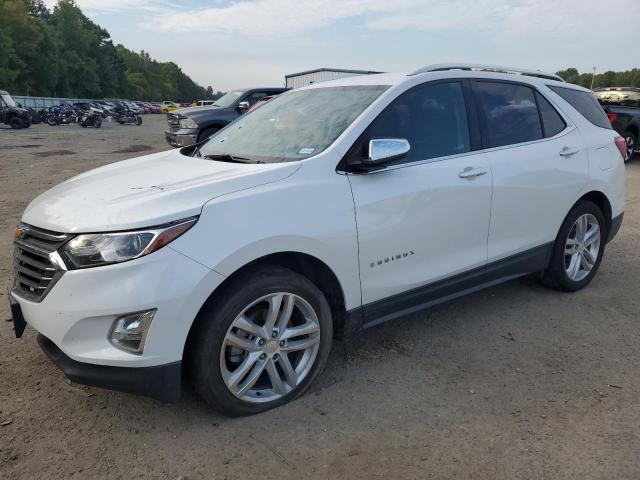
346 81 493 310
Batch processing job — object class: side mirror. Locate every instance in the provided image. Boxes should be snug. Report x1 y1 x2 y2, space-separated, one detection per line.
368 138 410 164
237 101 250 111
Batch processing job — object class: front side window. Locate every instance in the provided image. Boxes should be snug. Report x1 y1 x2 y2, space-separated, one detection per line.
475 82 542 148
357 82 470 166
198 85 388 163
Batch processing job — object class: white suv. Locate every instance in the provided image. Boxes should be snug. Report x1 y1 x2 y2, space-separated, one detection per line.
10 64 625 416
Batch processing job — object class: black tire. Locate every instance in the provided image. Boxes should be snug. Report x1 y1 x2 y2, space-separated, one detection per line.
94 117 102 128
9 116 24 129
46 115 58 126
136 115 142 126
623 130 637 163
23 118 31 128
188 265 333 416
197 127 219 143
117 119 124 125
542 200 606 292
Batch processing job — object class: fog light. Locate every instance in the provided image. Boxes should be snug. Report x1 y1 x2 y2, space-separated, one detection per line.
109 309 156 354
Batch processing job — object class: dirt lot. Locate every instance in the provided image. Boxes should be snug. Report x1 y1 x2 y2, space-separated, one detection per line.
1 115 639 479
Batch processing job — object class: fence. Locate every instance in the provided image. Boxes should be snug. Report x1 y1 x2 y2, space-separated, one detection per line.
11 95 127 108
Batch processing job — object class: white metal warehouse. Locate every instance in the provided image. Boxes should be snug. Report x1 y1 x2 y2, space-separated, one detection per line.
285 68 382 89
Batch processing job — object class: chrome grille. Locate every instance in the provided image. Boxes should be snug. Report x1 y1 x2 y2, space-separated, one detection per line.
12 225 72 302
167 113 180 132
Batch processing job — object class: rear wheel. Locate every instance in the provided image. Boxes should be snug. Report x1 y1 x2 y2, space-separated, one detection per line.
623 130 637 163
543 201 606 292
189 266 333 416
94 116 102 128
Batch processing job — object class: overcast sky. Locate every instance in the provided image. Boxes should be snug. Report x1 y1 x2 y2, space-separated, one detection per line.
44 0 640 91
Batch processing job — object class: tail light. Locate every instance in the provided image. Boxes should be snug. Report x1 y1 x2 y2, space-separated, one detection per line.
607 113 617 124
614 136 627 159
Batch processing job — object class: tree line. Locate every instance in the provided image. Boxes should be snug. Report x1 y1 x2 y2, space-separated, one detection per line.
0 0 223 102
556 68 640 89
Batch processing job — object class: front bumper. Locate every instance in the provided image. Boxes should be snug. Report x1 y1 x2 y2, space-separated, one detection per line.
10 245 225 368
38 334 181 402
165 129 197 148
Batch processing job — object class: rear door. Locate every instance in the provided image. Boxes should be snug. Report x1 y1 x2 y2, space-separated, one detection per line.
472 80 590 263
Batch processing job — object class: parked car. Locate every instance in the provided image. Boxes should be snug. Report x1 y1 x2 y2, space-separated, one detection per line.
594 87 640 162
0 90 32 129
165 87 287 147
135 102 152 114
160 101 180 113
10 64 625 416
192 100 216 107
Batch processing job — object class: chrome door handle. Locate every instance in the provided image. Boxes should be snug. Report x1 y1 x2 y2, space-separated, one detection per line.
459 167 488 179
559 146 580 157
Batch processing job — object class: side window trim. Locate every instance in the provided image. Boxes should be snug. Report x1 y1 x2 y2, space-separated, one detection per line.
341 78 478 172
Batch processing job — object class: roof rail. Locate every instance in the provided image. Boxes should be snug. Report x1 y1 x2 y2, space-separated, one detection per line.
408 63 565 82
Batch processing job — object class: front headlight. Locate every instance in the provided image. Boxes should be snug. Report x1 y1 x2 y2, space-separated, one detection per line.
179 117 198 129
60 217 197 269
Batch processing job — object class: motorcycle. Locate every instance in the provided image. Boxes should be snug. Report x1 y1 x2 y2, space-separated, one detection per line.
46 105 80 126
112 104 142 126
79 107 103 128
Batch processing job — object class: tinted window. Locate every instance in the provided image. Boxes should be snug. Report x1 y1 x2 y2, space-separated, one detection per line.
535 92 566 137
475 82 542 148
366 82 470 164
549 86 611 129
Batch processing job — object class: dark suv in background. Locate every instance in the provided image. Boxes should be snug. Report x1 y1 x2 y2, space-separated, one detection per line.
594 87 640 162
164 87 287 147
0 90 31 129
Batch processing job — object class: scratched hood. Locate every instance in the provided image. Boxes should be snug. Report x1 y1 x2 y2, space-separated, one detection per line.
22 149 300 233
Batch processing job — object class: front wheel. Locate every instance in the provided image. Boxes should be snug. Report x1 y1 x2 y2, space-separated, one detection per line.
189 266 333 416
9 117 24 129
136 115 142 126
542 201 606 292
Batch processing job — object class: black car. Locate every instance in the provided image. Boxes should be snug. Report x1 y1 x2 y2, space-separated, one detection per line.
0 90 31 129
594 87 640 162
165 87 287 147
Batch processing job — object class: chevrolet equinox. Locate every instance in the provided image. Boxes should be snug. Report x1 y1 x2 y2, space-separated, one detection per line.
10 64 625 416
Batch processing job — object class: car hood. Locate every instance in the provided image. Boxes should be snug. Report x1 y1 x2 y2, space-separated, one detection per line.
177 105 228 119
22 149 300 233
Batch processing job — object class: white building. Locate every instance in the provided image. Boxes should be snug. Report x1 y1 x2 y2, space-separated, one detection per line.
285 68 382 89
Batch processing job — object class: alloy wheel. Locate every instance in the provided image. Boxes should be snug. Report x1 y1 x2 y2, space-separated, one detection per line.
564 213 601 282
625 135 635 162
220 292 321 403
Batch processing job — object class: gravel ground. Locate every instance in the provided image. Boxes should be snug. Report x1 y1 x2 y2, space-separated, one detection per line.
1 116 639 480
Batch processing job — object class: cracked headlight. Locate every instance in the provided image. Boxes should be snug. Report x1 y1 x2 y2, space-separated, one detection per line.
60 217 197 269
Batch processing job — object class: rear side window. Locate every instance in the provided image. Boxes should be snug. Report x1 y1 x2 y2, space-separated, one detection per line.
474 82 543 148
535 92 566 137
548 86 611 129
365 81 471 164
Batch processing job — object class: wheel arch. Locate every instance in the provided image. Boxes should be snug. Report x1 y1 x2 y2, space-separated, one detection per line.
624 123 639 139
575 190 612 236
183 251 349 360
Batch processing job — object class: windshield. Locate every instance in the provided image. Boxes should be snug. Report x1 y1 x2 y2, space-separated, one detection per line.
213 90 245 108
1 94 16 107
199 85 388 163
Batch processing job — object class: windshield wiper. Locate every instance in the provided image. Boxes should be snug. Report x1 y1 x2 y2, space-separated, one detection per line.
202 153 263 164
